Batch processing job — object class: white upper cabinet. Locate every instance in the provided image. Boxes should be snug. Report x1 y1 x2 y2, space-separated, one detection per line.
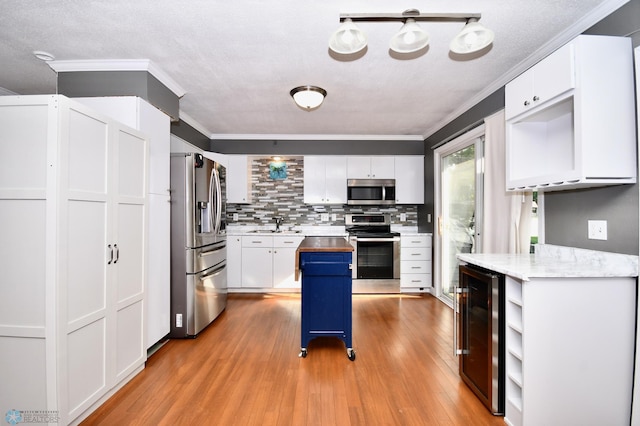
505 43 575 120
505 35 636 191
227 155 252 203
347 156 395 179
304 156 347 204
394 156 424 204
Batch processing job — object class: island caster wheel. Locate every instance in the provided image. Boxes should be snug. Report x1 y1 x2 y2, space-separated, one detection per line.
299 348 308 358
347 348 356 361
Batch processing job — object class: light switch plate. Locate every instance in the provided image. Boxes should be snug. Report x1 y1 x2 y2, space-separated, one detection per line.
588 220 607 240
321 213 329 222
400 213 407 222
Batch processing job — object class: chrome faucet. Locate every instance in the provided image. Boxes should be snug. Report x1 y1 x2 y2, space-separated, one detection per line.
274 216 283 232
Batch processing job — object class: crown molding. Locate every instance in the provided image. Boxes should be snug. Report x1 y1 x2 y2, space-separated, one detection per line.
47 59 186 97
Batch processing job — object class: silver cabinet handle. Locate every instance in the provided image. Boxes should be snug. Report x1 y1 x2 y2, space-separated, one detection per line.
107 244 113 265
523 100 530 106
533 95 540 101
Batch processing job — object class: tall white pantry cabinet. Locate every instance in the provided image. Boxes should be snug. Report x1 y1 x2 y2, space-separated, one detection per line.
0 95 149 425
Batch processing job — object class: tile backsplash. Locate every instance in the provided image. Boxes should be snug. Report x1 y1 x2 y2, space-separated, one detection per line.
226 156 418 227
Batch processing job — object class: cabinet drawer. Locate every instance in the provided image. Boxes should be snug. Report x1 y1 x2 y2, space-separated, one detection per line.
401 235 432 248
273 235 305 248
401 247 429 261
400 274 432 288
401 260 431 274
242 235 273 247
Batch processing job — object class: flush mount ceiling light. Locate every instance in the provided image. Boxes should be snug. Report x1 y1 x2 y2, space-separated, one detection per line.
449 18 495 54
33 50 55 61
290 86 327 111
332 10 493 57
328 18 367 55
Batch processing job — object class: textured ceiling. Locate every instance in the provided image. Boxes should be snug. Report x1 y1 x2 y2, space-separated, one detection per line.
0 0 626 140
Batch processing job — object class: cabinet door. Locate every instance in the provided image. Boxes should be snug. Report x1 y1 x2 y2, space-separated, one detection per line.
347 156 371 178
394 156 424 204
324 156 347 204
63 102 112 420
303 156 326 204
505 68 534 119
227 236 242 288
532 42 575 108
227 155 252 203
112 125 148 382
241 247 273 287
273 247 299 288
371 156 395 179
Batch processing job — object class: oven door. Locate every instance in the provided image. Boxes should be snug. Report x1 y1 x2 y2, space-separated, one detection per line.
349 236 400 293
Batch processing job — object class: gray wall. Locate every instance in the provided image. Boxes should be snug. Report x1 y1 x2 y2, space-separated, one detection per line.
210 138 424 155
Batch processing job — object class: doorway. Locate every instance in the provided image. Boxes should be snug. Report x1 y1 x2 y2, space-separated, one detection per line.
434 126 484 306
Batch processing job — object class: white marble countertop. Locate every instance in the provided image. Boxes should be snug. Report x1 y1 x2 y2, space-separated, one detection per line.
457 244 638 281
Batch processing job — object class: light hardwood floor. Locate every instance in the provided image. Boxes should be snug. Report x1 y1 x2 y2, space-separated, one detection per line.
82 293 506 425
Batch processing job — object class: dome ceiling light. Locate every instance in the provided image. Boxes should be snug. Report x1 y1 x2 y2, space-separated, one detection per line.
331 10 493 58
290 86 327 111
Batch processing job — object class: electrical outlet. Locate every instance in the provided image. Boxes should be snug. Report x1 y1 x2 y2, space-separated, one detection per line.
233 213 239 221
176 313 183 328
321 213 329 222
400 213 407 222
588 220 607 240
331 213 337 221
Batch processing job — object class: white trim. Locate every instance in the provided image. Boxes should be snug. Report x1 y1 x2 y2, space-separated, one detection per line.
47 59 186 97
422 0 630 140
209 133 424 141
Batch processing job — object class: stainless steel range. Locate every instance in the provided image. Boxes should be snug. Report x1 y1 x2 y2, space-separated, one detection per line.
345 214 400 293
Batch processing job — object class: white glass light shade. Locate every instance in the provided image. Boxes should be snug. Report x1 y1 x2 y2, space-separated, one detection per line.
450 20 494 54
389 19 429 53
329 18 367 54
290 86 327 110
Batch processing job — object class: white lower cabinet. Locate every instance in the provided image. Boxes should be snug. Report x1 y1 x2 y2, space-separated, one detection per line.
239 235 305 289
0 95 148 425
504 275 635 426
400 234 432 291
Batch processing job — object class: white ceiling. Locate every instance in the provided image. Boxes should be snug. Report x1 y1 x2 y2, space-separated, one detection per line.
0 0 627 141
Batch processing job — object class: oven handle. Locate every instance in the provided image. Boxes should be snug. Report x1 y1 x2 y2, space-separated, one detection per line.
352 237 401 242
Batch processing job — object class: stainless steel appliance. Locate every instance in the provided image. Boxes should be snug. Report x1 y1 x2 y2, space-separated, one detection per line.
455 264 505 415
346 214 400 293
347 179 396 205
170 153 227 338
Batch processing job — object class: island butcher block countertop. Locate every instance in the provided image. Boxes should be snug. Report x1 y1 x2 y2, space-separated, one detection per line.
295 237 354 280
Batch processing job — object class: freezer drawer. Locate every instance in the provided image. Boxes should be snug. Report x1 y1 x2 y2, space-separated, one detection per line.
187 239 226 273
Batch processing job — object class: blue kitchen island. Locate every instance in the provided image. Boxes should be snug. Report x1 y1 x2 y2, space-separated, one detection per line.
295 237 355 360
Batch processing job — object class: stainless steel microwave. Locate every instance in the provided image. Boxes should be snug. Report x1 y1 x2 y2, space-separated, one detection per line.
347 179 396 205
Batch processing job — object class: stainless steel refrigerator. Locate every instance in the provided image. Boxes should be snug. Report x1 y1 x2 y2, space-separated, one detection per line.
170 153 227 338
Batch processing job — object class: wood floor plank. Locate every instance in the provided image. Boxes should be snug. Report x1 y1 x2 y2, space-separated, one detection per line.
81 293 505 426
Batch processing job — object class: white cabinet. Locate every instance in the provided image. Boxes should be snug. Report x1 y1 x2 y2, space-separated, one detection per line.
400 234 432 291
273 235 306 289
504 275 635 426
394 156 424 204
227 235 242 288
74 96 171 351
239 235 305 289
303 156 347 204
505 42 575 120
227 155 252 203
347 156 395 179
505 35 636 191
0 95 148 424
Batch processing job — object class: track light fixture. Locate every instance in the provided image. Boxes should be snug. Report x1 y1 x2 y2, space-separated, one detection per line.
329 9 494 56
